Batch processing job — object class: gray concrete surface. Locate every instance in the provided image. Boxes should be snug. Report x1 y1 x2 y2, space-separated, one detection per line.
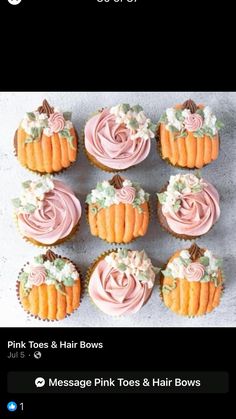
0 91 235 327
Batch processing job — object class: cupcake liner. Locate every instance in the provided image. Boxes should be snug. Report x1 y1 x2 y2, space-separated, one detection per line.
13 128 79 176
85 201 151 245
17 253 83 322
156 125 221 170
81 129 128 173
14 212 80 248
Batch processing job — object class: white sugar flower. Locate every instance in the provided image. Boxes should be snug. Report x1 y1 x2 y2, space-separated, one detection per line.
180 250 191 260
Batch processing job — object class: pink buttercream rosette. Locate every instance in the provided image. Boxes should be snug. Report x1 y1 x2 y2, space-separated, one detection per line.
87 250 154 316
161 180 220 238
84 109 151 171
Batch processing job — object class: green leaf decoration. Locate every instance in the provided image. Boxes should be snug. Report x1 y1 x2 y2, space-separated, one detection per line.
159 112 168 124
63 112 72 121
19 271 29 282
168 125 179 133
195 171 202 179
106 187 116 198
24 203 37 213
175 110 185 122
162 282 177 293
59 129 76 150
54 258 66 271
201 274 210 283
129 118 139 130
161 268 173 277
216 120 224 130
157 192 167 204
67 136 76 150
26 112 36 121
137 206 144 214
132 105 143 113
199 256 210 266
63 277 75 286
121 104 130 113
192 185 202 193
31 126 43 140
193 129 205 138
117 263 127 272
85 194 92 204
215 258 223 268
147 122 157 133
34 255 44 264
204 127 214 138
22 180 31 189
177 131 187 139
12 198 21 208
179 256 189 267
137 273 148 282
119 249 128 258
196 109 204 119
91 206 98 215
173 200 181 212
25 137 33 144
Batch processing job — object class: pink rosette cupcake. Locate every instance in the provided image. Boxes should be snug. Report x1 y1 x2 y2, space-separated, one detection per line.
12 176 82 246
157 173 220 239
87 249 159 316
84 104 156 172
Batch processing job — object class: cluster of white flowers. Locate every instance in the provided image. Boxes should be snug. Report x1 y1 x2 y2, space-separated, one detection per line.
21 108 73 137
110 104 156 141
158 173 206 213
165 250 191 279
13 176 54 214
202 106 217 135
105 249 159 289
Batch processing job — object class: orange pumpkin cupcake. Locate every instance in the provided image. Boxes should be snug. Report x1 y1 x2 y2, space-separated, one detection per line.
157 173 220 240
14 99 78 174
158 99 223 168
160 243 224 317
86 175 150 243
18 250 81 321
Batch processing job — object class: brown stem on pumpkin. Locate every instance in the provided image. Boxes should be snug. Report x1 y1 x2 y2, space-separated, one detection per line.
45 250 57 262
109 175 125 189
182 99 198 114
37 99 54 117
188 243 205 261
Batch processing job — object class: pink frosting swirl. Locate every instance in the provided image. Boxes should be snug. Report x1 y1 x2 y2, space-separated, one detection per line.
48 112 65 133
163 180 220 236
88 260 153 316
184 113 203 131
84 109 151 170
29 266 46 286
115 186 136 204
18 180 82 245
184 262 205 282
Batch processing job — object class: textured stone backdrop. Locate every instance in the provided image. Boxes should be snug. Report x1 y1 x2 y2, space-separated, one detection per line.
0 92 235 327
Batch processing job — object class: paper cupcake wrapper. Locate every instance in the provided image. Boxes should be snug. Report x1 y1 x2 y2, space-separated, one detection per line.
13 128 79 177
159 262 225 318
85 248 156 317
85 201 152 245
156 125 221 170
17 253 83 322
13 213 80 248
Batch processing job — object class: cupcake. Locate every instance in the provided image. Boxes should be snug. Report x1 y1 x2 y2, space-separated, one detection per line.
84 104 156 171
12 176 82 246
160 243 224 316
158 99 223 168
18 250 81 320
88 249 159 316
157 173 220 240
14 99 78 174
86 175 150 243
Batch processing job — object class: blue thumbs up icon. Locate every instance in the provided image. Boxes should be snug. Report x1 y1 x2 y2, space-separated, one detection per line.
7 401 17 412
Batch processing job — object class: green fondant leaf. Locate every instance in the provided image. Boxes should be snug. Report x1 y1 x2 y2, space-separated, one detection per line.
54 258 66 271
199 256 210 266
121 104 130 113
129 118 139 130
22 180 31 189
157 192 167 204
161 268 173 277
147 122 157 133
12 198 21 208
175 110 185 122
162 282 177 293
25 137 33 144
201 274 210 282
196 109 204 119
24 203 37 213
63 277 74 286
117 263 127 272
173 200 181 212
132 105 143 113
31 126 43 140
193 129 205 138
216 120 224 130
55 283 67 296
215 258 223 268
63 112 72 121
137 272 148 281
159 112 168 124
168 125 179 133
34 255 44 264
26 112 36 121
91 206 98 215
176 130 187 138
20 271 29 282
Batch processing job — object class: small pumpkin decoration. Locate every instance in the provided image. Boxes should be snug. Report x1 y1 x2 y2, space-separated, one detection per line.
160 243 224 317
158 99 223 169
14 99 78 174
86 175 150 244
18 250 81 321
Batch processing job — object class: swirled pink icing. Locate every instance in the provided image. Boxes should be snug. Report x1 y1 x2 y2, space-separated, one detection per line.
29 266 46 286
115 186 136 204
163 180 220 236
184 262 205 282
88 259 152 316
48 112 65 132
18 180 81 244
184 113 203 131
84 109 151 169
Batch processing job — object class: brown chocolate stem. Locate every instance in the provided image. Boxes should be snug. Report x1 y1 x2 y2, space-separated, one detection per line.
45 250 57 262
37 99 54 117
109 175 124 189
182 99 198 114
188 243 205 261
